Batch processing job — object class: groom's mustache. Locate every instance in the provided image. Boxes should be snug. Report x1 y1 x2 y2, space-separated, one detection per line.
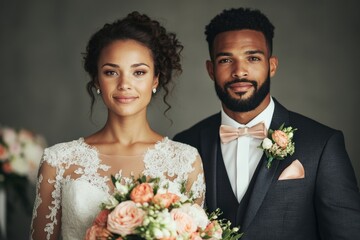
224 79 258 89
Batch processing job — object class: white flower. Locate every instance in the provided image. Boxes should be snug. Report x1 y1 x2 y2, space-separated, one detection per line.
177 203 209 230
23 142 43 162
153 228 163 239
104 195 119 209
10 155 28 176
2 128 17 145
115 181 129 195
261 138 273 150
161 229 171 238
288 132 293 139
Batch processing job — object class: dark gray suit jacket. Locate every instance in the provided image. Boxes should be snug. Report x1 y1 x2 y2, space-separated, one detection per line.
174 99 360 239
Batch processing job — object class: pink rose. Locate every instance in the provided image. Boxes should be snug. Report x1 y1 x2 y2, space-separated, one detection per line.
130 183 154 203
204 221 223 240
107 200 145 236
152 193 180 208
170 208 197 235
272 130 288 149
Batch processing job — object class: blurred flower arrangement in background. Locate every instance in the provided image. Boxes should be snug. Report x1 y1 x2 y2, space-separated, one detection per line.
0 126 46 213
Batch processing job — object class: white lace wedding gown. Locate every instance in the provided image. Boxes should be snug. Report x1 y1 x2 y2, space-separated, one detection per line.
30 137 205 240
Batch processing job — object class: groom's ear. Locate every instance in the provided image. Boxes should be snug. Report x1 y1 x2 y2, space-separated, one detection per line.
206 60 215 81
269 56 278 77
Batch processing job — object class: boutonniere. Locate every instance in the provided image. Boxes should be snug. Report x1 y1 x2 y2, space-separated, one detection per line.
259 123 297 169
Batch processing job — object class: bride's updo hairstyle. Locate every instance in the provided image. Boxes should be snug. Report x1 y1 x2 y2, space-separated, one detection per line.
83 11 183 115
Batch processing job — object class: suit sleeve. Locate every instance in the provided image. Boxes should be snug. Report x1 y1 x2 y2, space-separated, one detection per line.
173 130 199 149
315 131 360 239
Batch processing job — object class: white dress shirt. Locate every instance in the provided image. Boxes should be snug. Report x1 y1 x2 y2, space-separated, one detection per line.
221 97 275 202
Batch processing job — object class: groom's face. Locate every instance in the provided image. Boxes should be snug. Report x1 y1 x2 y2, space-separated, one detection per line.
206 30 278 112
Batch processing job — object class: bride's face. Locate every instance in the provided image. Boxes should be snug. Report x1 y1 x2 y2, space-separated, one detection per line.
96 39 158 118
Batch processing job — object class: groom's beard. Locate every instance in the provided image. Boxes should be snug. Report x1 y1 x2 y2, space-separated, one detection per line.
214 73 271 113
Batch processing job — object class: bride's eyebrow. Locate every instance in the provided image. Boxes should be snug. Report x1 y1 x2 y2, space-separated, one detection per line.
100 63 150 68
131 63 150 68
101 63 119 68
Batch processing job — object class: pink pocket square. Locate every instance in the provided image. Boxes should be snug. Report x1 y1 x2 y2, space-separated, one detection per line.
278 159 305 180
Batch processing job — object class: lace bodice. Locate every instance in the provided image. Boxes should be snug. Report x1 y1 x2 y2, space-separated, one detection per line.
30 137 205 240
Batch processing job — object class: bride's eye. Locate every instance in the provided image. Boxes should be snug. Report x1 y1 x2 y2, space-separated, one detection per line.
104 70 118 76
134 70 146 76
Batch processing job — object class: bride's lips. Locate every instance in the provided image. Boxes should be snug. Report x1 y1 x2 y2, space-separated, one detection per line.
228 82 254 93
113 95 138 103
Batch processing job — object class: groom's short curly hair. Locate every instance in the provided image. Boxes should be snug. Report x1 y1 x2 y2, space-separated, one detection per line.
205 8 275 59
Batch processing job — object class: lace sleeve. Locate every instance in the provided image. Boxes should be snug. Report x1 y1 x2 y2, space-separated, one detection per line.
187 154 206 206
30 155 62 240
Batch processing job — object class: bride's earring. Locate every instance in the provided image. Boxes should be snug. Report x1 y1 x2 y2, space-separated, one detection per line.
96 88 101 95
152 88 157 94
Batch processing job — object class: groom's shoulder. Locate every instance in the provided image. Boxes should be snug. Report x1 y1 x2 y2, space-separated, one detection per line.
289 110 332 129
274 98 337 134
287 109 340 139
173 112 220 142
177 112 220 134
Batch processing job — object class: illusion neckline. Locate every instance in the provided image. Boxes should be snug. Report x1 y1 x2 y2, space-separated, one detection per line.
78 137 169 157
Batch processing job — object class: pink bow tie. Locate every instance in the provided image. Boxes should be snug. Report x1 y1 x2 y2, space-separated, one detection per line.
219 121 268 144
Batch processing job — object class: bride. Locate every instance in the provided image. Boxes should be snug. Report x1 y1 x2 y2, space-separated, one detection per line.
30 11 205 240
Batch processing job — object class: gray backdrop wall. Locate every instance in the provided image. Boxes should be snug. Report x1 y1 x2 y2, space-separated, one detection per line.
1 0 359 186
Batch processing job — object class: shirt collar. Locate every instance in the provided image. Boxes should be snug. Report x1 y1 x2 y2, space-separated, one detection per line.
221 97 275 130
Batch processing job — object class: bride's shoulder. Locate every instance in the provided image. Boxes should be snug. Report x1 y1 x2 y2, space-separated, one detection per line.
42 138 95 166
45 137 86 151
162 137 199 156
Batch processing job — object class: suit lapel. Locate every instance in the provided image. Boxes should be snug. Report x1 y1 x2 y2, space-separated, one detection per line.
242 98 290 230
200 113 221 211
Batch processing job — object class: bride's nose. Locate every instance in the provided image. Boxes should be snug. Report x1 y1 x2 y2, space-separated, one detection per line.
117 75 132 90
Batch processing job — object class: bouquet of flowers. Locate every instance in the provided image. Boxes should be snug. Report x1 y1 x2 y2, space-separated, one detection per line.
0 126 46 186
85 175 242 240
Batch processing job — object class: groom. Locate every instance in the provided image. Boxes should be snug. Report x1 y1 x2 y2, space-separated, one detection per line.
174 7 360 239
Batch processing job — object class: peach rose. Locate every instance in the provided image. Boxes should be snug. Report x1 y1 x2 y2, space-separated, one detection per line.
190 232 203 240
204 221 223 240
272 130 288 149
130 183 154 203
152 193 180 208
84 225 112 240
0 145 8 161
107 200 145 236
94 209 110 227
170 208 197 235
84 210 111 240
